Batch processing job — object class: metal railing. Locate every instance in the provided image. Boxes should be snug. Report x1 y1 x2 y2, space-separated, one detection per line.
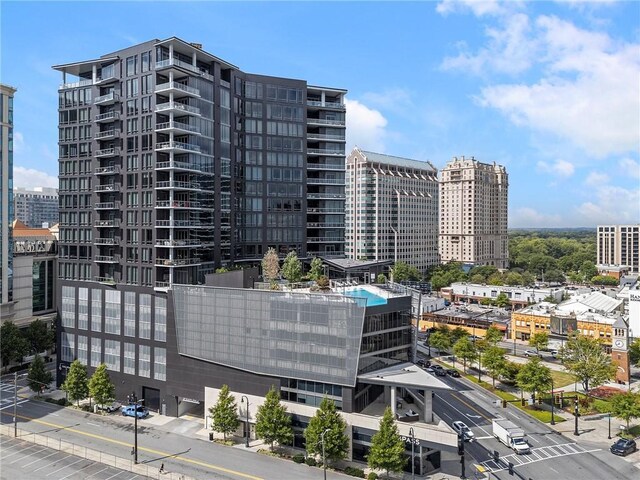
94 219 120 227
155 82 200 96
155 141 201 153
95 165 120 174
306 193 346 199
155 58 214 81
155 121 199 133
59 79 93 90
306 178 344 185
94 184 120 192
95 202 121 210
156 258 202 266
307 148 344 156
306 118 345 126
155 180 203 190
95 111 120 121
95 129 120 139
307 163 345 171
155 102 200 115
94 238 118 245
95 255 120 263
307 100 346 109
94 92 120 104
307 133 346 141
155 200 202 208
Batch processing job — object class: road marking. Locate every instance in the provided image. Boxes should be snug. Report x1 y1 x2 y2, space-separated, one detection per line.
104 471 126 480
32 453 73 472
479 443 601 472
22 450 58 467
0 398 29 411
86 422 100 427
3 442 38 459
10 446 47 464
476 436 493 440
451 393 493 422
1 410 263 480
528 434 540 444
84 466 109 479
46 457 84 476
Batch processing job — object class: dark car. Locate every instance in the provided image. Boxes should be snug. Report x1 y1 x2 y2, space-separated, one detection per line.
435 368 447 376
417 359 431 368
610 439 637 456
446 369 460 377
432 364 444 370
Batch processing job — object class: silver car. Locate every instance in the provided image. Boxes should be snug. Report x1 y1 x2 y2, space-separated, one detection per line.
452 420 475 441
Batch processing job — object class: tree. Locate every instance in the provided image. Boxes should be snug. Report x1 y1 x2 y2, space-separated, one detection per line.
88 363 115 409
484 326 503 345
209 385 239 441
309 257 324 281
505 272 524 286
62 359 89 407
376 273 387 284
516 357 552 400
609 391 640 431
367 407 406 478
561 334 615 393
27 354 52 396
529 332 549 353
391 261 421 282
487 273 504 286
483 346 507 387
470 273 485 284
453 337 477 373
281 251 303 284
494 293 510 308
261 248 280 282
500 361 522 385
451 327 469 344
0 321 29 371
304 397 349 464
428 331 451 354
590 275 618 286
630 338 640 367
579 261 598 281
255 386 293 451
26 319 54 354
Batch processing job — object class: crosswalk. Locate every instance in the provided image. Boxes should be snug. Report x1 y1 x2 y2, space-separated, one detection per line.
480 442 601 472
0 382 28 411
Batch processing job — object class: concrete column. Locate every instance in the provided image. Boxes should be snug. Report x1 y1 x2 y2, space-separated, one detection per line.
92 65 97 84
169 43 173 60
192 51 197 66
321 90 326 107
424 390 433 421
390 387 397 416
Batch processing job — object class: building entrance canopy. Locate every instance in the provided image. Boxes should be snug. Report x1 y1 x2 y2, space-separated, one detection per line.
358 363 451 391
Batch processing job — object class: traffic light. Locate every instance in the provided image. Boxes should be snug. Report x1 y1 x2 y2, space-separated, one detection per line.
457 434 465 456
502 399 508 408
493 450 500 463
508 462 514 475
521 398 526 406
538 396 543 405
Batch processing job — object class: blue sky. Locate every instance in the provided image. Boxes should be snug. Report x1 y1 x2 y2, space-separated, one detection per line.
2 0 638 228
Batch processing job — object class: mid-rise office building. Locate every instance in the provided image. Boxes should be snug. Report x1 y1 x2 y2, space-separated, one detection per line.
13 186 59 228
345 148 439 274
1 83 16 320
439 156 508 269
597 225 639 274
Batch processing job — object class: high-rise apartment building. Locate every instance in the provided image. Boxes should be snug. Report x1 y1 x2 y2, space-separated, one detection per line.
345 148 439 273
13 186 59 228
1 83 16 318
439 156 508 269
597 224 639 274
53 37 345 289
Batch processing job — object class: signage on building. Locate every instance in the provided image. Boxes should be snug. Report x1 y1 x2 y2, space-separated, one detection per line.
14 239 56 255
181 397 200 404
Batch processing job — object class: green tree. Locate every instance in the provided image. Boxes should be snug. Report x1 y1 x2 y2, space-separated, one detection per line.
261 247 280 282
208 385 239 441
590 275 618 286
609 391 640 431
428 331 451 354
453 337 477 373
494 293 510 308
376 273 387 284
529 332 549 353
62 359 89 407
500 361 522 385
27 354 52 396
88 363 115 409
367 407 406 478
450 327 469 344
516 357 552 400
304 397 349 464
487 273 504 286
0 321 29 371
483 346 507 387
26 319 54 354
281 251 303 284
484 326 503 345
505 272 524 286
629 338 640 367
561 334 616 392
470 273 485 284
579 261 598 281
309 257 324 281
255 386 293 451
391 261 421 282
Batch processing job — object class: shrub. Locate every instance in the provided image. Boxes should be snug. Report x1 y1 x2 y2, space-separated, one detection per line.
305 457 317 466
292 454 305 464
344 466 365 478
368 473 378 480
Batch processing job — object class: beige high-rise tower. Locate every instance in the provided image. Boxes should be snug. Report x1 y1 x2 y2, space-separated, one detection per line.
439 156 508 269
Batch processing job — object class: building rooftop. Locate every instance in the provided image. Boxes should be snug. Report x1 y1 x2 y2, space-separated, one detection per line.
354 148 437 174
558 291 622 315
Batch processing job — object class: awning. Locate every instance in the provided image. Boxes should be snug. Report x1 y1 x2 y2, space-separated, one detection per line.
358 363 452 390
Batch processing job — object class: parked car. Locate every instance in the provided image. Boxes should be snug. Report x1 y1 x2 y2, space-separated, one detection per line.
435 368 447 377
417 359 431 368
524 350 541 357
610 439 637 456
424 366 435 373
446 369 461 377
451 420 475 441
97 401 121 413
550 350 559 358
432 364 444 370
122 404 149 419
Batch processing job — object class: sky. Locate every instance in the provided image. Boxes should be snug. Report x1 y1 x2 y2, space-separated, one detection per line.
1 0 639 228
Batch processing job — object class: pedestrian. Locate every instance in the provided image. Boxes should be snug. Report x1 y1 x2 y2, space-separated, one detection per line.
159 463 165 474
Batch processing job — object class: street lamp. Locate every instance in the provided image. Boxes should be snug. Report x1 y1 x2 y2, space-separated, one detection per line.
13 372 18 437
241 396 250 448
550 377 555 425
477 350 482 383
574 398 579 436
128 391 143 464
321 428 330 480
608 412 612 440
409 427 415 480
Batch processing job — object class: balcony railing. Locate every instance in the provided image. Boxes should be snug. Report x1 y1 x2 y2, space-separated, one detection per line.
155 180 206 190
95 165 120 175
155 239 202 247
93 276 116 284
155 141 201 153
155 82 200 97
95 111 120 122
307 193 346 199
307 163 345 171
155 121 199 134
156 200 202 208
94 219 121 228
307 178 344 185
308 148 344 156
307 222 345 228
94 238 118 245
155 220 203 228
155 102 200 116
155 160 210 174
95 255 120 263
307 207 345 213
95 148 121 158
155 258 202 267
94 184 120 193
155 59 214 81
307 118 345 126
307 100 346 110
94 129 120 140
307 133 346 141
95 201 121 210
94 92 120 104
59 79 93 90
307 237 344 243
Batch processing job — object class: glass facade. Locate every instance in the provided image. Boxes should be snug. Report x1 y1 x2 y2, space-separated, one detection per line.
172 285 366 386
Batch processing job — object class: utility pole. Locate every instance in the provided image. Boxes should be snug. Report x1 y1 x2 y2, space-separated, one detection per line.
13 372 18 437
574 398 579 436
321 428 330 480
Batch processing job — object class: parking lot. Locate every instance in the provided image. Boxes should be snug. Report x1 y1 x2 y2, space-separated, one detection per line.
0 435 152 480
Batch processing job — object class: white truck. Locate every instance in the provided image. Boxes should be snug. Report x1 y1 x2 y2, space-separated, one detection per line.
492 419 531 454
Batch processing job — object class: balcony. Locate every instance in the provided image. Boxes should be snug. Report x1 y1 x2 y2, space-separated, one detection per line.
95 201 121 210
94 92 120 105
95 111 120 123
95 165 120 175
307 133 346 142
155 180 210 191
59 79 93 90
155 82 200 97
95 73 117 84
156 200 203 209
155 121 200 135
155 102 200 116
95 148 121 158
155 58 214 81
307 148 344 156
93 276 116 284
307 237 344 243
307 178 345 185
155 219 204 228
155 160 211 174
94 219 121 228
307 193 346 200
95 255 120 263
155 141 201 154
155 258 202 267
307 100 346 110
155 239 202 247
307 162 345 171
307 222 345 228
94 238 118 245
94 184 120 193
307 207 345 214
307 118 345 126
95 129 120 140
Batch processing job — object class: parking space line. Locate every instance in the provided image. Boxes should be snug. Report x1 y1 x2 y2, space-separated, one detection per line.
10 446 47 464
45 458 84 477
0 398 29 411
0 440 29 457
3 442 38 459
104 470 126 480
58 462 93 480
84 466 109 479
33 454 73 472
22 450 58 467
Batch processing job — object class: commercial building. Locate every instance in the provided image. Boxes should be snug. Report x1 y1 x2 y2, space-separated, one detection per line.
13 187 59 228
440 282 564 310
345 148 439 273
597 225 639 274
439 156 508 269
419 304 511 339
1 83 16 320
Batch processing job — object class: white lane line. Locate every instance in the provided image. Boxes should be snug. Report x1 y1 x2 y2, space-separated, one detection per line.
2 443 38 459
33 454 72 472
476 436 493 440
84 466 109 479
58 462 93 480
10 446 47 464
527 434 540 444
45 458 84 477
86 422 100 427
0 398 29 411
105 470 126 480
22 450 58 467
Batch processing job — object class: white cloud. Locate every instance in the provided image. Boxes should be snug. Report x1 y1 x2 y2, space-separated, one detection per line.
361 88 414 115
13 166 58 189
536 159 575 177
13 132 25 153
574 184 640 226
510 207 564 228
618 157 640 179
436 0 506 17
584 171 609 186
345 98 388 153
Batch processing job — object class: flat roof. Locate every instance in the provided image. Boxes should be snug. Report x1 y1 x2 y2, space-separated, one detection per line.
358 363 452 390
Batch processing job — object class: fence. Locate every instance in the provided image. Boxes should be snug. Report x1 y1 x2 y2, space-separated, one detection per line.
0 424 196 480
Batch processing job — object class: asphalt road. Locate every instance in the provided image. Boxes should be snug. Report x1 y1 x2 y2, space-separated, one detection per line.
418 352 638 480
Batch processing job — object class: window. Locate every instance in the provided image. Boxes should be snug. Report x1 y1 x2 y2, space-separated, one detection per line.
139 345 151 378
104 340 120 372
124 292 136 337
61 286 75 328
77 335 88 365
154 347 166 381
139 294 151 339
91 337 102 367
105 290 121 334
126 55 137 76
78 288 88 330
154 297 166 342
61 332 74 362
91 289 102 332
141 51 151 72
124 343 136 375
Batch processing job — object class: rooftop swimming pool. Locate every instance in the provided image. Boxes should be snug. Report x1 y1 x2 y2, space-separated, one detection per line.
343 288 388 307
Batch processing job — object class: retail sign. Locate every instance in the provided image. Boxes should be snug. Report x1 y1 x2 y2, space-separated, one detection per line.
181 397 200 404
